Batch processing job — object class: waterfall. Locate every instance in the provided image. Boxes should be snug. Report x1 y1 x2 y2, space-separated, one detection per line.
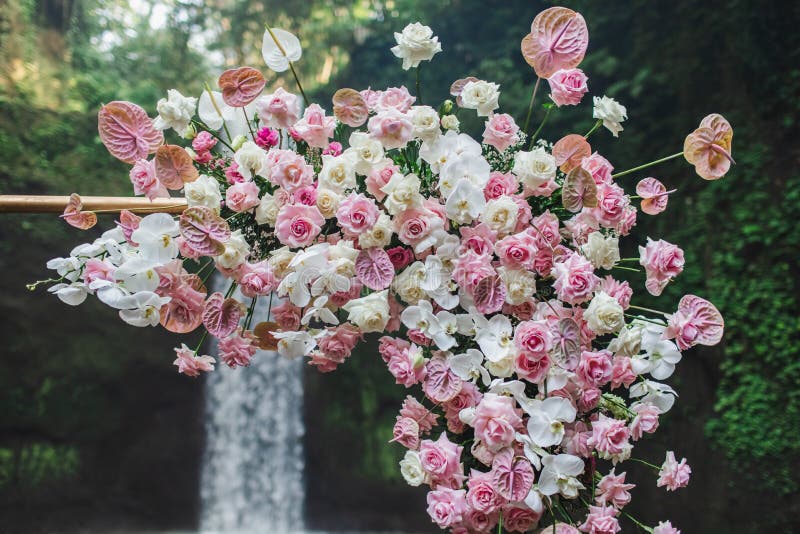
200 280 306 533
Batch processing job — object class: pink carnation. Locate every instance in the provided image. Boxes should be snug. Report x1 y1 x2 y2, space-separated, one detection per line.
173 344 215 377
323 141 343 156
426 488 468 528
387 347 427 387
599 276 632 310
218 330 257 368
192 131 217 152
274 204 325 248
472 393 522 452
483 113 520 152
630 403 661 440
595 469 635 509
578 505 621 534
548 68 589 106
657 451 691 491
255 127 280 148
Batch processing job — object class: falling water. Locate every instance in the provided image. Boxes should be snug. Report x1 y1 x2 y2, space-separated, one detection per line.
200 279 306 533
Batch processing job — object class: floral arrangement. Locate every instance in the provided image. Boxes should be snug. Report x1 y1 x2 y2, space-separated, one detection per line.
36 6 734 533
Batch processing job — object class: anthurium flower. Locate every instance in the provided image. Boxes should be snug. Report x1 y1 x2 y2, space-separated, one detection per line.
683 113 734 180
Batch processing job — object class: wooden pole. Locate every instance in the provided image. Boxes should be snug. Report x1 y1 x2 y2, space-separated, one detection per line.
0 195 188 214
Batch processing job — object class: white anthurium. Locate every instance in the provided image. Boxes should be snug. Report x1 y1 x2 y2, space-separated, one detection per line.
262 28 302 73
301 296 339 326
432 310 459 350
115 257 161 293
400 299 441 337
448 349 491 386
131 213 180 263
273 330 317 360
475 314 515 363
47 282 88 306
445 178 486 224
46 257 82 282
198 90 258 142
629 379 677 413
525 397 577 448
635 323 683 379
537 453 586 498
117 291 172 327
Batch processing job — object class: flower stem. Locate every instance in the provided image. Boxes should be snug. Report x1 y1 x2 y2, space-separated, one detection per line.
497 510 503 534
584 119 603 139
611 152 683 179
622 509 654 533
288 61 310 106
613 265 641 272
265 25 309 106
242 107 256 140
629 457 662 470
416 64 423 104
628 304 669 316
194 329 209 353
523 77 541 133
529 105 553 148
204 83 233 142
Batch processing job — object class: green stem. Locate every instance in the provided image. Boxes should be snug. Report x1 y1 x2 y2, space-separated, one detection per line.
497 510 503 534
523 77 542 133
242 107 256 140
416 64 423 104
625 314 667 326
613 265 641 272
629 457 662 470
204 83 233 142
611 152 683 179
584 119 603 139
628 304 669 316
288 61 310 106
622 509 654 532
529 105 553 148
194 329 209 353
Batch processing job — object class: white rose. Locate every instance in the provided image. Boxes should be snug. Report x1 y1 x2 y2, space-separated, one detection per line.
267 247 296 279
608 321 646 357
593 95 627 137
254 192 279 225
358 213 393 249
585 291 625 335
482 195 519 235
381 173 423 215
460 80 500 117
315 187 341 219
341 290 390 333
184 174 222 211
345 132 386 175
399 450 427 487
390 22 442 70
153 89 196 134
234 141 270 180
408 105 442 142
498 267 537 305
393 261 427 304
485 352 514 378
513 147 556 189
580 232 620 270
318 153 356 193
440 114 460 132
215 230 250 270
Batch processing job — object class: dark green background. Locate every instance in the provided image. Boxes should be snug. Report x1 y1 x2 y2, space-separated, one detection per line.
1 0 798 532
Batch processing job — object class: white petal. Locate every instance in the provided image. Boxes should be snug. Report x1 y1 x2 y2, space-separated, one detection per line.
262 28 302 72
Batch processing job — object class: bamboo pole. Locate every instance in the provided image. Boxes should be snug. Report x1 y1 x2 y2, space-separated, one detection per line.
0 195 188 214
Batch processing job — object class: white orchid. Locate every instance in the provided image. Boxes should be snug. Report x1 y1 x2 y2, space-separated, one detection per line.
117 291 171 327
273 331 317 360
432 310 459 350
439 153 490 198
419 130 482 175
525 397 577 447
475 314 515 363
633 322 683 379
301 296 339 326
420 255 458 310
448 349 491 386
537 454 586 498
629 379 677 413
47 282 88 306
131 214 180 263
400 299 441 337
444 179 486 224
115 258 161 293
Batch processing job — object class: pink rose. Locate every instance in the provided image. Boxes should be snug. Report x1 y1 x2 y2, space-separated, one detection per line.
329 279 362 308
317 324 362 363
657 451 691 491
293 103 336 148
591 182 630 228
336 193 379 236
552 253 600 305
375 86 416 112
581 152 614 185
308 350 341 373
615 206 637 236
588 414 631 459
173 344 215 377
466 469 503 514
639 238 685 296
578 505 621 534
254 87 301 129
595 470 635 509
502 505 542 533
394 208 438 250
564 211 600 245
225 180 261 212
400 395 439 433
577 350 613 388
514 320 554 356
368 109 413 150
630 403 661 441
515 351 551 383
452 250 496 294
218 330 257 368
496 230 539 269
420 433 464 484
531 210 561 248
323 141 343 156
275 204 324 248
426 488 468 529
270 149 314 192
386 246 414 270
548 68 589 106
238 261 277 297
293 184 318 206
484 171 519 200
130 159 167 200
483 113 521 152
472 393 522 452
366 164 400 200
387 349 427 387
378 336 411 363
459 224 497 257
271 300 302 331
360 88 382 111
653 521 680 534
599 276 632 310
578 387 602 412
610 356 636 390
